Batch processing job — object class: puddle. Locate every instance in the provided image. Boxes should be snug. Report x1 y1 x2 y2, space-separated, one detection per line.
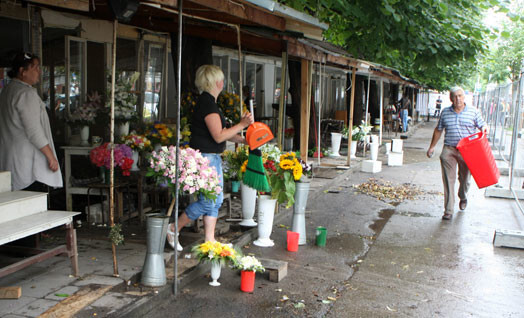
396 211 433 217
369 208 395 236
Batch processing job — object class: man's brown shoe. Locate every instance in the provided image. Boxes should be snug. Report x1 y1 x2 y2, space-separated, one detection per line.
442 213 452 220
459 200 467 210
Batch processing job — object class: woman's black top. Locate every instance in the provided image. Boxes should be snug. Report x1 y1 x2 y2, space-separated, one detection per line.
189 91 226 153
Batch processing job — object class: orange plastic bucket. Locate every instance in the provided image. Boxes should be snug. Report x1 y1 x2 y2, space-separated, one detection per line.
287 231 299 252
240 270 255 292
456 132 500 189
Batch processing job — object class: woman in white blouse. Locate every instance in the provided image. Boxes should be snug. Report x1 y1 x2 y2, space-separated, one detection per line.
0 52 62 191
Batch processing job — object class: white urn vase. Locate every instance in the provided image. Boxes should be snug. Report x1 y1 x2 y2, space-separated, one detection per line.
117 121 130 137
350 140 357 158
253 195 277 247
80 126 90 146
329 132 342 157
239 182 257 227
131 150 140 171
209 262 222 286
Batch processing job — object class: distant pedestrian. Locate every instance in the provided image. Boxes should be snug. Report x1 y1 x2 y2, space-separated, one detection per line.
434 95 442 117
399 92 410 132
426 87 488 220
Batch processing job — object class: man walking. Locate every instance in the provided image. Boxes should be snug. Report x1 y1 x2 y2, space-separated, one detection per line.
427 87 488 220
434 95 442 117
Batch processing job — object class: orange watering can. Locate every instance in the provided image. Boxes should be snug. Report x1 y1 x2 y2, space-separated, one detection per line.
246 101 273 150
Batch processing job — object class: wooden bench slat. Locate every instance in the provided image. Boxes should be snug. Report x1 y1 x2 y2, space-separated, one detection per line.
0 210 80 246
0 191 48 222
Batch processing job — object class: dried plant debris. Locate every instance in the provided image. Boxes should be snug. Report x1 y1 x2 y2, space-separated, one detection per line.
353 178 424 203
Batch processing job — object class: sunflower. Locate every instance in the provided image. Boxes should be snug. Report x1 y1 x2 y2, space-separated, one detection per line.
293 164 303 180
279 159 294 170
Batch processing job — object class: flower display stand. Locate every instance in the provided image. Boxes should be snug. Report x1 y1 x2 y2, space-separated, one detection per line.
80 126 90 146
292 180 310 245
329 132 342 157
240 270 255 292
141 215 169 287
253 195 277 247
209 262 222 286
239 182 257 227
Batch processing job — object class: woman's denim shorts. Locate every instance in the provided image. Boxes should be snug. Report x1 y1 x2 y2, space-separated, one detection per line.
185 153 224 220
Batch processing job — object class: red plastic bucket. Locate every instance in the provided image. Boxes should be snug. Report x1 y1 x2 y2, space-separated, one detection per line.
240 270 255 292
456 132 500 189
287 231 299 252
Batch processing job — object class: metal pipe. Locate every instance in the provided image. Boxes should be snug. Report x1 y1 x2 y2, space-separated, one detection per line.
110 19 119 277
173 0 183 296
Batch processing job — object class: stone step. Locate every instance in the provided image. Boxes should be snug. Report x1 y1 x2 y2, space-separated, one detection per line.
0 171 11 193
0 191 48 223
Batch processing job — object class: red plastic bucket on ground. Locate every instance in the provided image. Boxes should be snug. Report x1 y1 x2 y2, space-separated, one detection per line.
456 132 500 189
240 270 255 292
287 231 299 252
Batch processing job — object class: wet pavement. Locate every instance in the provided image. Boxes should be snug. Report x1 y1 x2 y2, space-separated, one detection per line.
144 119 524 318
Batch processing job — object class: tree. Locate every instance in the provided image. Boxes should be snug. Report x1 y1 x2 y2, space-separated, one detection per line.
278 0 502 91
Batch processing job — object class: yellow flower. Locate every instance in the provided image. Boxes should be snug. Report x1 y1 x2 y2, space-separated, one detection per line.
241 160 248 173
279 159 294 170
293 164 303 180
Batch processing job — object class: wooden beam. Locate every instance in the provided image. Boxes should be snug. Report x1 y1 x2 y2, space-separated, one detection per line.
151 0 286 31
28 0 89 12
300 59 311 160
346 69 357 167
0 287 21 299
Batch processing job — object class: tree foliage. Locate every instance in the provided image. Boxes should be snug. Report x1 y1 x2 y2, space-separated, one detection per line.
479 3 524 85
278 0 504 91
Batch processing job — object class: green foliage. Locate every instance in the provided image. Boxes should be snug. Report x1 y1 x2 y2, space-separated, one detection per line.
109 224 124 246
268 169 296 208
278 0 502 90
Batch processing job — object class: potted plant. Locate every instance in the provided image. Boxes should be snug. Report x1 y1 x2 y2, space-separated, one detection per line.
68 91 101 146
120 132 152 171
145 122 175 150
233 255 265 293
105 72 140 137
253 151 301 247
144 146 222 286
89 143 134 182
217 91 248 126
292 156 312 245
192 241 238 286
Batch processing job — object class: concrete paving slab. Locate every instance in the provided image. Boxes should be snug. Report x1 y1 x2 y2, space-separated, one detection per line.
90 292 136 314
0 296 38 316
11 298 58 317
44 285 80 300
74 275 124 287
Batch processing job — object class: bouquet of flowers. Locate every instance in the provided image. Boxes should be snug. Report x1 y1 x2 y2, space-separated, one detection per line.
295 155 312 180
191 241 237 265
284 128 295 139
222 145 249 181
217 91 247 125
181 91 198 119
121 133 152 151
265 152 302 208
233 255 265 273
147 146 221 201
89 143 134 176
260 143 281 163
145 122 174 146
106 72 139 124
68 91 101 127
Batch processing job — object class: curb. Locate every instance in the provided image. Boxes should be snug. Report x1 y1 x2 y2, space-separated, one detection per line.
113 164 359 317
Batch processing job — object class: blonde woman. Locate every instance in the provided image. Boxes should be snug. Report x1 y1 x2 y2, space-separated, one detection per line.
167 65 253 250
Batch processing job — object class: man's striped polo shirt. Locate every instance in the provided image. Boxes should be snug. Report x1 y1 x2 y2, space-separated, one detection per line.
437 105 486 147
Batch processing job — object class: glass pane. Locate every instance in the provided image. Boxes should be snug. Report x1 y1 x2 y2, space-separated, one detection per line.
274 66 281 104
213 55 229 91
229 58 239 94
68 40 84 114
143 43 164 122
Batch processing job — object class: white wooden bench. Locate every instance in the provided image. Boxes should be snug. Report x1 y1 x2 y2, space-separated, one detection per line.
0 171 80 279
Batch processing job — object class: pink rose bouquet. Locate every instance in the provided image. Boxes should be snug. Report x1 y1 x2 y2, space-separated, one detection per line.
147 146 221 201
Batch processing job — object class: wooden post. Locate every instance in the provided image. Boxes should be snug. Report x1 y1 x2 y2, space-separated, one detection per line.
300 59 312 161
379 79 384 144
109 20 119 278
277 51 288 150
346 69 357 166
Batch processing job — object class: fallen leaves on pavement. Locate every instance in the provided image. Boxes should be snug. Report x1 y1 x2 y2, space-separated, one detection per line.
353 178 424 203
